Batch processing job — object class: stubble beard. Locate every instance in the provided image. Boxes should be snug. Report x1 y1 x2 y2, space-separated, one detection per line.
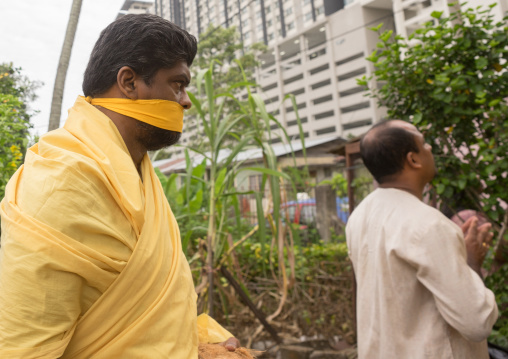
135 120 181 151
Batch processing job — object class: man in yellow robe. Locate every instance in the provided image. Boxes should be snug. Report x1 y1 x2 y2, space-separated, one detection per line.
0 14 237 358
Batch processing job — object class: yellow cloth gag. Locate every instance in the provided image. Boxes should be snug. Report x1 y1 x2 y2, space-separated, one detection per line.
0 96 230 358
83 95 184 132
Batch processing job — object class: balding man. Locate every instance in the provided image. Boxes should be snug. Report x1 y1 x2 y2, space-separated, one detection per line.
346 120 498 358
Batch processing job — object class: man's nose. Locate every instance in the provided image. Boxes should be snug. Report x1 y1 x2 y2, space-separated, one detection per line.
180 90 192 110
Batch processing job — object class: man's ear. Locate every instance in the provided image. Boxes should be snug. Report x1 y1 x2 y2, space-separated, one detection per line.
117 66 140 99
406 151 422 169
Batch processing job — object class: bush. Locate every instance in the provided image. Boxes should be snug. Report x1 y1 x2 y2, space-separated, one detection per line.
0 63 38 199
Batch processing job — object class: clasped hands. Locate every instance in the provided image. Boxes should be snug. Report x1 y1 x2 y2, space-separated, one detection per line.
461 216 493 277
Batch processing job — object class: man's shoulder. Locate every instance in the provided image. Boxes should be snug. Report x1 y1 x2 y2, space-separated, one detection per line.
348 188 455 234
17 133 109 214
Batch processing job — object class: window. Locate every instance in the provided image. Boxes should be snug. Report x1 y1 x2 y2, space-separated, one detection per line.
343 119 372 130
316 6 324 15
283 73 304 85
265 6 271 13
340 102 370 114
309 48 326 60
305 12 312 21
339 86 365 97
286 88 305 96
285 7 293 16
286 22 295 31
241 7 248 14
304 0 311 4
316 126 336 136
267 19 273 27
288 59 302 66
287 117 308 127
286 102 306 113
335 52 364 66
315 110 334 120
257 24 263 32
337 67 367 81
262 82 278 91
244 31 250 40
268 33 275 40
309 63 329 75
312 95 333 105
256 11 262 18
266 95 279 104
311 79 331 90
243 19 249 27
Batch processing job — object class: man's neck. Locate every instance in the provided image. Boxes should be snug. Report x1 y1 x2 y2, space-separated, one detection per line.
94 106 146 177
378 181 424 200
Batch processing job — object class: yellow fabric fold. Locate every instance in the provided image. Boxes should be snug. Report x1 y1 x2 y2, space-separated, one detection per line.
0 96 197 358
82 95 184 132
197 314 234 344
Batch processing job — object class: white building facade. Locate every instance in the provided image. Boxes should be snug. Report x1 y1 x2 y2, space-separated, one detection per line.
151 0 507 149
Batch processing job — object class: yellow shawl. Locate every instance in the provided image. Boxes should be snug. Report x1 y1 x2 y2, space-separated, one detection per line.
0 96 230 358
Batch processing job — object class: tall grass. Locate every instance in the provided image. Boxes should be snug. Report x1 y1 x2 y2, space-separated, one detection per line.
161 60 307 322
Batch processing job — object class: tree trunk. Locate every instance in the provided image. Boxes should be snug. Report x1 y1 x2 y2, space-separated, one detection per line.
48 0 83 132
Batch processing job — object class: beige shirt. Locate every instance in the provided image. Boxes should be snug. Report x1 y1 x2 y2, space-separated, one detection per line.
346 188 498 359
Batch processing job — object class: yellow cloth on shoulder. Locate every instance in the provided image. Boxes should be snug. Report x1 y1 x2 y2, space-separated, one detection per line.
0 96 231 358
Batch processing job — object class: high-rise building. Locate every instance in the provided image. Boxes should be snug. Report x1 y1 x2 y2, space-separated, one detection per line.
117 0 154 19
153 0 507 153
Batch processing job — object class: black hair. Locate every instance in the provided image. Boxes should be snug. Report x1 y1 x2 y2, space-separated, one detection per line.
360 120 419 184
83 14 197 97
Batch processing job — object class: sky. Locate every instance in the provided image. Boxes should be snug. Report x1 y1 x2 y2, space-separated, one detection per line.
0 0 126 136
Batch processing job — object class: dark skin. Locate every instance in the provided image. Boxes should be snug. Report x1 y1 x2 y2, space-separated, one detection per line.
93 62 192 178
366 120 493 278
92 62 240 351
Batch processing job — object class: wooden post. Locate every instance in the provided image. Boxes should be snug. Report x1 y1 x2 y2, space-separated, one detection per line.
315 185 337 243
